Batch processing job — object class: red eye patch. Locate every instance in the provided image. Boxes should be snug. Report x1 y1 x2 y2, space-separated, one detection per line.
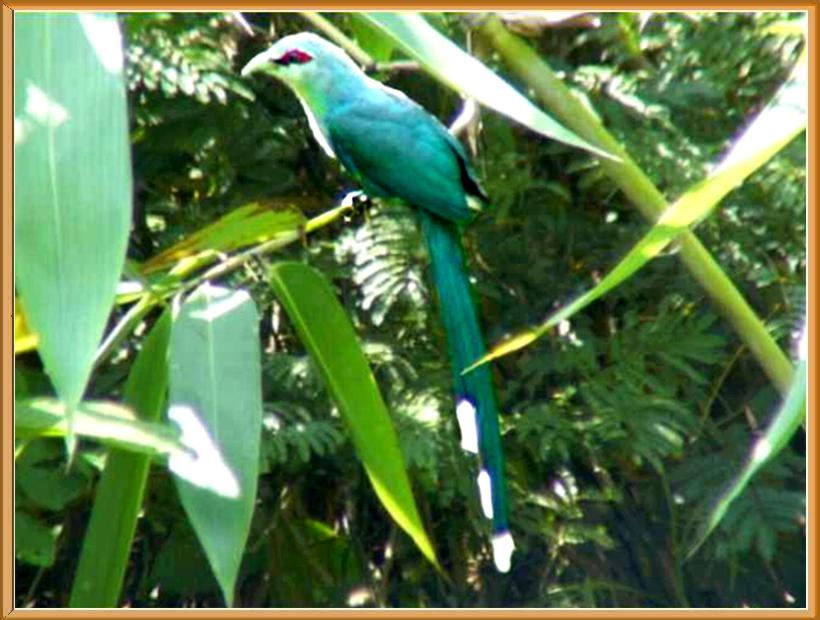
273 49 313 66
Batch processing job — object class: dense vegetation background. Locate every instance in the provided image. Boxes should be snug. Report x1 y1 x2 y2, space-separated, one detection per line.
15 11 806 608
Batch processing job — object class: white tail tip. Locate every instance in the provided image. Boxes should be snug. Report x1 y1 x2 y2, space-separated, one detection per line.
456 399 479 454
492 531 515 573
477 469 494 519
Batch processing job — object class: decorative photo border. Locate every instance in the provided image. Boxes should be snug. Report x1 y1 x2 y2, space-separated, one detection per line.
1 5 814 618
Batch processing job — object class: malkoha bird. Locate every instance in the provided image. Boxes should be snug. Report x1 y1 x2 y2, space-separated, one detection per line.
242 32 514 572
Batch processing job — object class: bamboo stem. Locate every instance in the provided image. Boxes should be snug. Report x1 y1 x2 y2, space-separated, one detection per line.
474 15 794 395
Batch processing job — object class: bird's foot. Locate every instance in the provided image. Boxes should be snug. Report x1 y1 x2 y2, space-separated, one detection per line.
340 190 374 222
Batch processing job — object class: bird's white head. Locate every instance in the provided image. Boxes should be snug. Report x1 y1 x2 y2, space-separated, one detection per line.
241 32 362 103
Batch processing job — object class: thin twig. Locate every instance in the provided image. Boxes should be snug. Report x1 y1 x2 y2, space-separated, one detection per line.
93 293 158 370
660 473 691 607
181 202 353 296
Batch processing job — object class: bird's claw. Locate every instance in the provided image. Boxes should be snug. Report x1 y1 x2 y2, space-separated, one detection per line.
340 190 364 209
340 190 374 222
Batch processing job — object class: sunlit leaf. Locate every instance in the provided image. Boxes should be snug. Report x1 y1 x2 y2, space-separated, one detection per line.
269 262 439 569
16 398 183 459
15 14 132 448
169 284 263 606
16 390 239 502
141 201 305 275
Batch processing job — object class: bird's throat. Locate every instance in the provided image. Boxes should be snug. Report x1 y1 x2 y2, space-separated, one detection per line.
296 95 336 159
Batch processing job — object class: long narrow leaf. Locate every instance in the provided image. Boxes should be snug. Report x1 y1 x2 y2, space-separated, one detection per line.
14 14 132 446
360 12 617 161
16 394 238 500
269 262 438 569
16 398 182 459
687 325 807 557
141 201 305 275
169 284 263 606
70 310 172 607
467 46 807 371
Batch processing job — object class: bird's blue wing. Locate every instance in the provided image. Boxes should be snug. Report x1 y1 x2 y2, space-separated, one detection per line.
325 94 481 223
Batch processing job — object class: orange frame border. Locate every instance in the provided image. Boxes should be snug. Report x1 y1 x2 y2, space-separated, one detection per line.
0 4 815 618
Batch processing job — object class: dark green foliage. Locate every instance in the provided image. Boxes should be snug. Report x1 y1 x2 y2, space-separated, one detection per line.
335 203 428 327
15 11 804 608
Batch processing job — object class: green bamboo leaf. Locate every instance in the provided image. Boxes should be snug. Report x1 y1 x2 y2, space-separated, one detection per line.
141 201 305 275
70 310 173 607
687 326 806 557
16 392 237 501
467 48 807 371
269 262 438 569
169 284 263 606
14 14 132 447
348 16 396 63
360 12 618 161
16 398 182 459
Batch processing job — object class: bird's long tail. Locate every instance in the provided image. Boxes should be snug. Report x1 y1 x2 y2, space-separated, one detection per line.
419 211 514 573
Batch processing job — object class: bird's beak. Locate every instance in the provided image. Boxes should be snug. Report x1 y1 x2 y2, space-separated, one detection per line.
241 50 272 78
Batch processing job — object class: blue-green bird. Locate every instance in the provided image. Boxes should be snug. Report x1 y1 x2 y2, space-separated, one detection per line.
242 32 514 572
